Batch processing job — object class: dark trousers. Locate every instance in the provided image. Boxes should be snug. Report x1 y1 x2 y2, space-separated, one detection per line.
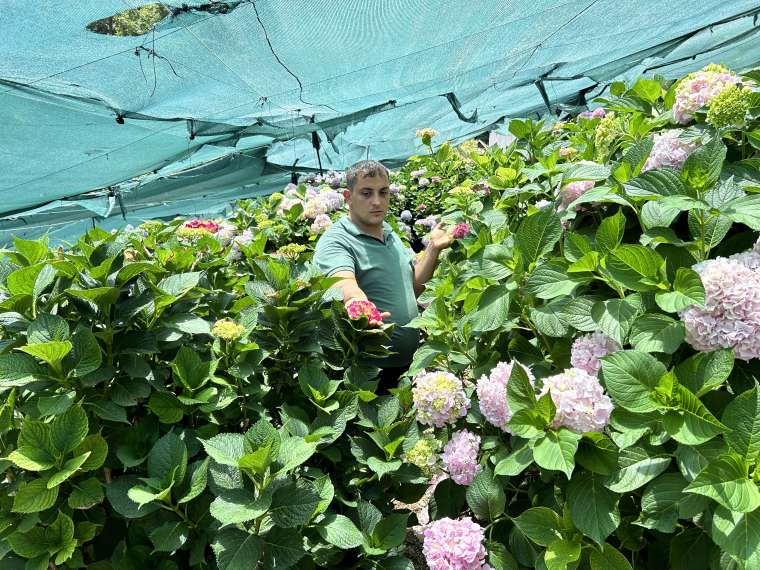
377 366 407 394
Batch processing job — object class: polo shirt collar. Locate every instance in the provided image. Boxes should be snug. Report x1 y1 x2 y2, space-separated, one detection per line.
340 215 392 241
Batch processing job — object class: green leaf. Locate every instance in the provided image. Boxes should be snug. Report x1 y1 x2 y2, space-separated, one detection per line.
512 507 563 546
87 400 130 424
515 208 562 266
18 341 72 367
317 513 364 549
675 348 733 396
722 385 760 460
591 298 640 345
596 210 626 256
37 391 75 417
466 284 513 332
604 245 665 292
269 479 320 527
149 521 190 552
32 264 57 302
149 391 184 424
165 313 211 335
6 527 49 558
664 384 727 445
681 138 726 191
655 268 705 313
544 538 581 570
599 350 665 413
274 436 317 473
261 527 306 569
178 458 210 504
12 477 59 513
28 314 69 344
358 500 382 534
210 488 270 524
722 193 760 230
106 475 161 519
530 298 570 337
637 472 708 533
640 200 680 230
487 540 520 570
710 505 760 561
148 432 188 486
685 453 760 512
669 528 711 570
68 477 104 510
66 326 102 377
51 405 88 454
7 264 44 296
562 162 611 183
507 360 537 414
172 345 211 391
567 472 620 544
366 457 402 479
533 429 581 478
48 452 91 488
7 446 56 471
526 262 587 299
13 236 49 265
629 313 684 354
674 439 728 482
629 77 663 103
157 272 202 297
624 169 685 198
466 468 506 521
211 529 263 570
372 513 409 549
604 445 670 493
494 445 533 476
74 433 109 471
589 543 633 570
65 287 120 308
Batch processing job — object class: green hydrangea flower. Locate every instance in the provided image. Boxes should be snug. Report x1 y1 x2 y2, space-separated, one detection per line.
593 112 626 161
405 434 441 476
212 319 246 341
276 243 307 259
707 84 753 128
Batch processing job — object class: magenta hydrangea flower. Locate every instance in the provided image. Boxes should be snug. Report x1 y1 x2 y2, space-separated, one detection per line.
680 255 760 360
476 361 534 432
346 299 384 325
441 430 481 485
642 130 700 172
451 223 470 239
570 331 621 376
183 219 219 232
672 64 743 124
539 368 613 433
423 517 491 570
412 370 470 427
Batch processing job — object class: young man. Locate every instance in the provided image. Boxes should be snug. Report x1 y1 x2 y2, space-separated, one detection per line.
313 160 453 389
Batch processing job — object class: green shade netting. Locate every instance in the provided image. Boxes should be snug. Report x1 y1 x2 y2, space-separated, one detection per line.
2 0 760 242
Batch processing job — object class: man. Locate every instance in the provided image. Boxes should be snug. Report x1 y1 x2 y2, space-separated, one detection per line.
313 160 453 390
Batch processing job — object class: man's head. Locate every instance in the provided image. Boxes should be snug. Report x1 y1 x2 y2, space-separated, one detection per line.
344 160 391 230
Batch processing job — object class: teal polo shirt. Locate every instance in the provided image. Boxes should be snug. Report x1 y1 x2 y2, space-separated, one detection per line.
314 215 420 368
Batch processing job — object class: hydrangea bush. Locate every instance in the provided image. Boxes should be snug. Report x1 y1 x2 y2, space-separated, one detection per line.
2 63 760 570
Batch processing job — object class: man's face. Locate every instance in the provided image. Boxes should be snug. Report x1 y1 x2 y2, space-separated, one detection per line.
345 173 390 228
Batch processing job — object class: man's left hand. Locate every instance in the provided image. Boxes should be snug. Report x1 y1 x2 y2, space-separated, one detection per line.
427 223 455 251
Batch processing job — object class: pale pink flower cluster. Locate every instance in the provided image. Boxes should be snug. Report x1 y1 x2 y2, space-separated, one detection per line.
579 108 606 119
570 331 621 376
441 430 481 485
642 130 700 172
672 65 742 124
214 222 237 245
476 361 534 432
228 229 253 260
680 252 760 360
309 213 332 235
411 167 427 178
558 180 595 211
423 517 491 570
346 299 383 325
412 370 470 427
303 189 345 219
539 368 613 433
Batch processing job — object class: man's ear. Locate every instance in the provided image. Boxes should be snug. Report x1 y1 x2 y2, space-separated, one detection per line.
343 189 350 200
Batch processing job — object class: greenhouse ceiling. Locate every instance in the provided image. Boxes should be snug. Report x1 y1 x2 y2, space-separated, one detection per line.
2 0 760 242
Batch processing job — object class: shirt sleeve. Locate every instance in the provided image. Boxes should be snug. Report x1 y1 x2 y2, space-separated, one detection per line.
314 235 356 276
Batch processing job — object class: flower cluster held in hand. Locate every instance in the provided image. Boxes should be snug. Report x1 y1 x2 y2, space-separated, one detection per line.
539 368 613 433
476 361 534 432
450 223 470 239
413 370 470 427
442 430 481 485
346 299 384 326
423 517 491 570
570 331 621 376
183 218 220 232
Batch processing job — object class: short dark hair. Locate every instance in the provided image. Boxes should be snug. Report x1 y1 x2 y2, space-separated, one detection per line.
345 160 389 190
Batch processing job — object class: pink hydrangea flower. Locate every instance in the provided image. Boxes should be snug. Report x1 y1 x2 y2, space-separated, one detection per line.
423 517 491 570
476 361 534 432
418 178 431 188
411 167 427 178
579 108 606 119
680 256 760 360
642 130 700 172
570 331 621 376
441 430 481 485
310 213 332 235
672 65 742 124
346 299 383 326
539 368 613 433
214 222 237 245
431 176 442 183
559 146 578 158
451 223 470 239
558 180 595 211
183 219 219 232
412 370 470 427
